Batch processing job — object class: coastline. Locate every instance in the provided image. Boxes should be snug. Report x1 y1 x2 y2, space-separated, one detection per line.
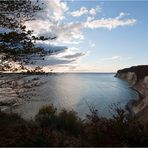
125 87 145 118
115 65 148 122
0 73 48 111
1 72 135 119
115 76 146 118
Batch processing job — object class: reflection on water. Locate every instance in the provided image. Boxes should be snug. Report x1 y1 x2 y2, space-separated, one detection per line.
13 73 138 119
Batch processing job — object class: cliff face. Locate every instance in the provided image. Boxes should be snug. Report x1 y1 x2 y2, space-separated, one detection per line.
116 65 148 115
115 72 137 86
116 65 148 80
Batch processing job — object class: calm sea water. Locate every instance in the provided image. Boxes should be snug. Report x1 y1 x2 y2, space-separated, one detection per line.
13 73 138 119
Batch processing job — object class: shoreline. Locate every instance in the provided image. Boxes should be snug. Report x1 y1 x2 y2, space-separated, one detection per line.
115 65 148 122
1 73 135 119
125 87 145 118
0 73 48 111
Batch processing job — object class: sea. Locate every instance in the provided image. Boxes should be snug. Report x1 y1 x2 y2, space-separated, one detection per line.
13 73 138 119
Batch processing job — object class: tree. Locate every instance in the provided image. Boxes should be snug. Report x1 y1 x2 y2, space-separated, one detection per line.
0 0 56 71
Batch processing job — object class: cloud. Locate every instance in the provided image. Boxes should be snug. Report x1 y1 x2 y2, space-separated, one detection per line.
53 47 87 60
42 63 77 72
29 46 86 71
34 0 68 22
100 56 132 61
89 40 95 47
62 52 85 59
48 13 136 44
50 22 84 44
87 16 95 22
70 7 88 17
35 56 75 66
47 0 68 21
70 5 101 17
25 20 84 44
25 0 69 38
23 1 137 72
101 56 121 61
84 14 136 30
35 42 67 53
25 1 136 45
28 12 136 46
115 12 127 19
89 6 102 16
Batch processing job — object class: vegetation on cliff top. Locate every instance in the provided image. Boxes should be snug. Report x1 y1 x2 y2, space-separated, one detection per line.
117 65 148 80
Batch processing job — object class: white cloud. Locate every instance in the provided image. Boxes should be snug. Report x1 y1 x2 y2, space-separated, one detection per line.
26 12 136 46
70 7 88 17
23 0 137 72
25 20 84 44
48 0 68 21
89 6 102 16
50 13 136 44
115 12 128 19
35 0 68 22
25 0 69 39
25 1 136 45
101 56 121 61
84 14 136 30
100 56 132 61
51 22 84 44
89 40 95 47
87 16 95 22
70 5 101 17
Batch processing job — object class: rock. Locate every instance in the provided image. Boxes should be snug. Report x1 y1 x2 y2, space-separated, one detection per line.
116 65 148 115
144 76 148 89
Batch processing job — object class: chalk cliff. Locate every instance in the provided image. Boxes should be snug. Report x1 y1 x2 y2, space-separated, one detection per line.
115 65 148 117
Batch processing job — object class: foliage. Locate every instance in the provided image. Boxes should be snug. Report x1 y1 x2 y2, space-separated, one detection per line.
0 0 56 71
117 65 148 80
0 105 148 147
35 105 82 136
0 0 42 29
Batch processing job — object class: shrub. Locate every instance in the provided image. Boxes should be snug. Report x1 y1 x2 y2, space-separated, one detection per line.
57 109 82 135
35 105 82 136
35 105 57 128
1 104 148 146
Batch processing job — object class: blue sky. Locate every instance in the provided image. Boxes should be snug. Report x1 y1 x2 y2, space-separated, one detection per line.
26 0 148 72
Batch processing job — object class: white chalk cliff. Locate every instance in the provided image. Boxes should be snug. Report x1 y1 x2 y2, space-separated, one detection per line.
115 65 148 115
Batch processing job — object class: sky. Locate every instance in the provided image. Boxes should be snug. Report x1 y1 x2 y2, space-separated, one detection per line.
25 0 148 72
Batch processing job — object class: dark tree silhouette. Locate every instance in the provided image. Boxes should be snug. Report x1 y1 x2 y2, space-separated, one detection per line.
0 0 56 71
